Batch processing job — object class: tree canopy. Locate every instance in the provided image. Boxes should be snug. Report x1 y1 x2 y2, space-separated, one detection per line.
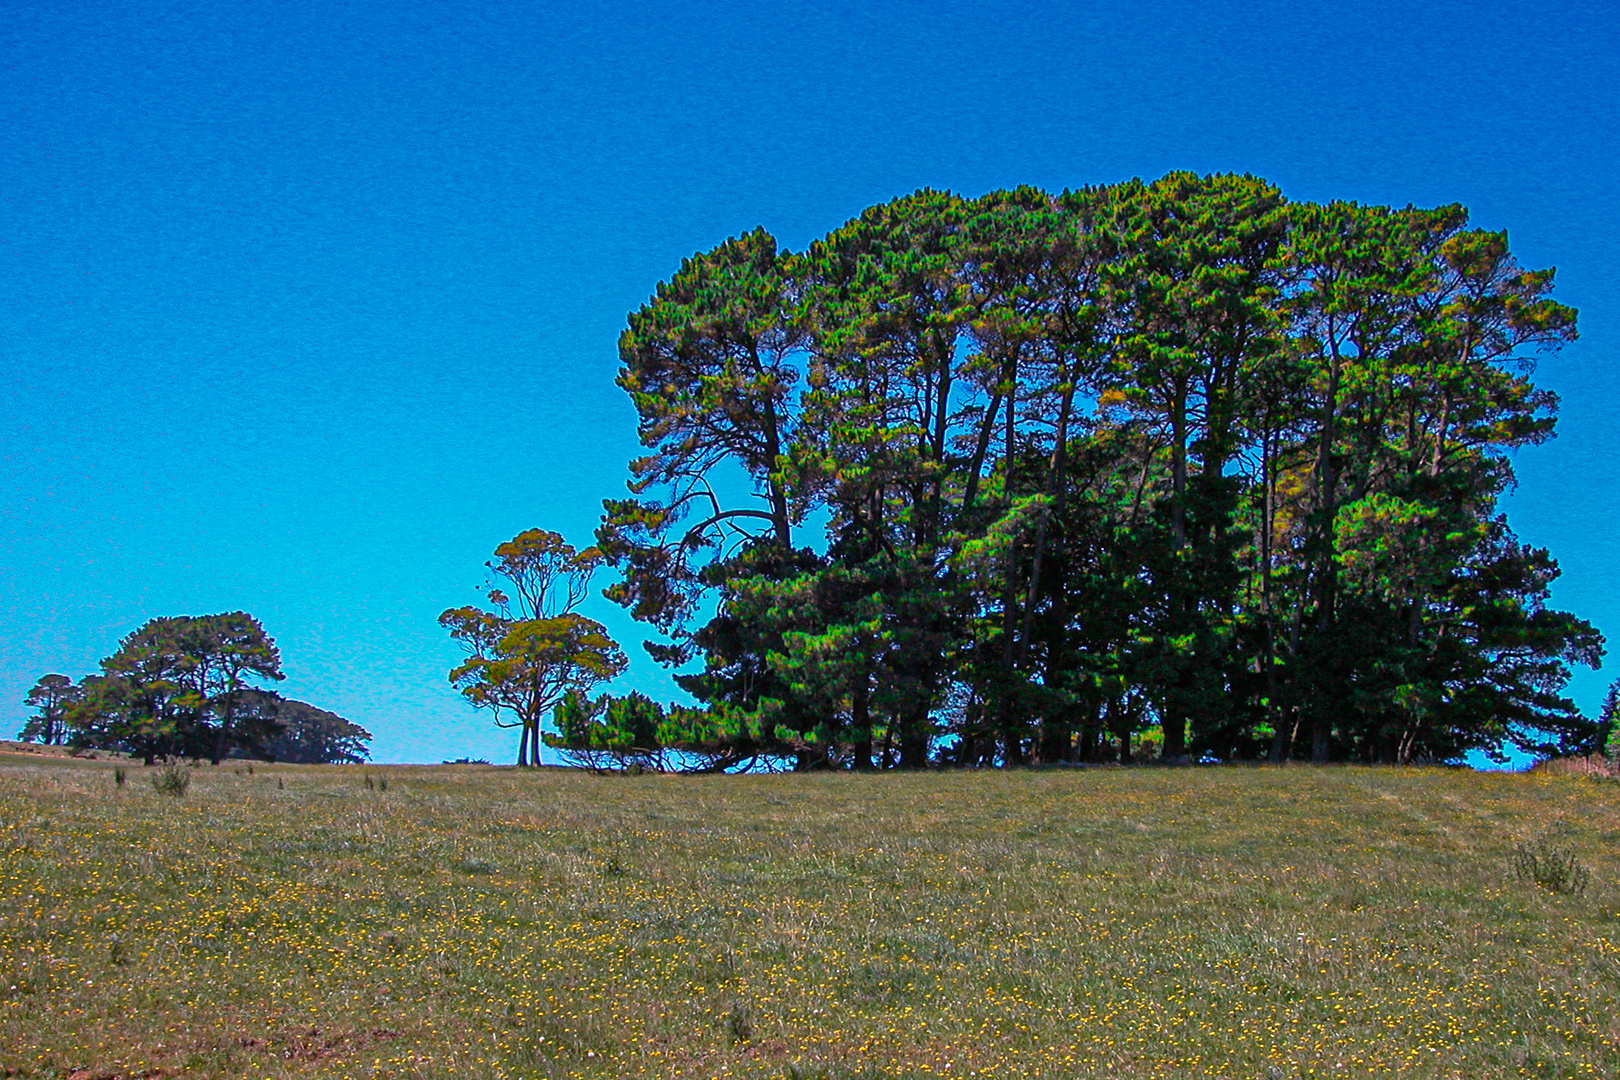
252 693 373 765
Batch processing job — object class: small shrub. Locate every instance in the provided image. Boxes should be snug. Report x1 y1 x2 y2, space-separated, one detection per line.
113 766 126 788
1511 835 1591 895
721 1002 753 1042
784 1065 888 1080
151 764 191 797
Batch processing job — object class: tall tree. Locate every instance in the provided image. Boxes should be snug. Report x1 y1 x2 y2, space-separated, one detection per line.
1101 173 1289 760
19 674 80 745
797 189 979 766
1268 206 1590 761
600 228 807 659
954 185 1121 763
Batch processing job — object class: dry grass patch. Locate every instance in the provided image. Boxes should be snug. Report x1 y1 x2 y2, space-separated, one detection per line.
1 759 1617 1078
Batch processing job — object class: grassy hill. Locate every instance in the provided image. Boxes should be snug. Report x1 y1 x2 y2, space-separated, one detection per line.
1 754 1616 1078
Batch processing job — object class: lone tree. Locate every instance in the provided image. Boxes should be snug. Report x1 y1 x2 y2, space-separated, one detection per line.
440 529 627 766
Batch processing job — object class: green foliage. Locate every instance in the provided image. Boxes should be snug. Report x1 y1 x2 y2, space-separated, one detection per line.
18 674 80 745
255 695 372 764
545 689 667 771
40 615 365 767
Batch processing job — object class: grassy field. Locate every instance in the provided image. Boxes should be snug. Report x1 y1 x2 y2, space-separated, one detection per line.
1 755 1617 1079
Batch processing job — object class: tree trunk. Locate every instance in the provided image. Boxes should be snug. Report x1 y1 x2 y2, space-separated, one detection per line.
899 705 930 769
1311 715 1330 764
1036 640 1072 764
1159 382 1192 764
851 671 874 771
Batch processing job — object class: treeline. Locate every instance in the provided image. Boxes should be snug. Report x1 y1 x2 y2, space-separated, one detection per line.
560 173 1601 769
18 612 371 765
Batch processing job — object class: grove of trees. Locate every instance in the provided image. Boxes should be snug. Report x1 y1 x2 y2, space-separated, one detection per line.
16 612 371 764
546 173 1601 770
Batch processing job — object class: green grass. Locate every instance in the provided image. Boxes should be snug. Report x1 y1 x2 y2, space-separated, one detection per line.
2 755 1618 1078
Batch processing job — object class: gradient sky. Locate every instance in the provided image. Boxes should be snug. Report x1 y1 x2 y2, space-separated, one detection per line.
3 0 1616 765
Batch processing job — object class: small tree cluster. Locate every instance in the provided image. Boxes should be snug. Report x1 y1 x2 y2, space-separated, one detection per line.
247 692 373 764
19 613 369 765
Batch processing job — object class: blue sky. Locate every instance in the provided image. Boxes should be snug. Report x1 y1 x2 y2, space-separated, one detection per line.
2 0 1615 764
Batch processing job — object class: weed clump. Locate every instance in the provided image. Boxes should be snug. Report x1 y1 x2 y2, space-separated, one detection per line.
150 763 190 797
1511 835 1591 895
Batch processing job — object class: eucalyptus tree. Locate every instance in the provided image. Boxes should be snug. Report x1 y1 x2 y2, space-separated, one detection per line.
441 529 627 766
